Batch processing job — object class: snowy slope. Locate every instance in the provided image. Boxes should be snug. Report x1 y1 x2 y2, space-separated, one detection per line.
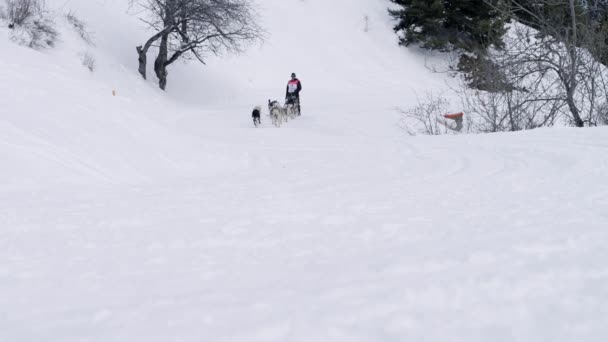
1 0 608 341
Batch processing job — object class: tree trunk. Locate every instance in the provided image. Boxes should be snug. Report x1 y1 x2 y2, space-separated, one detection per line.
567 0 584 127
566 92 585 127
136 45 147 79
155 33 169 90
136 26 174 81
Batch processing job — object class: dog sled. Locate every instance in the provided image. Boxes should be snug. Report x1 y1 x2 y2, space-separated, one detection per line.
284 94 300 119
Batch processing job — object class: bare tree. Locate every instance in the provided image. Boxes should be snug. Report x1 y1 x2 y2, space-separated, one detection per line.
485 0 608 127
457 43 565 132
131 0 264 90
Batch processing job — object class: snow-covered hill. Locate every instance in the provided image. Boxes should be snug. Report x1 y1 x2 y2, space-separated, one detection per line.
1 0 607 341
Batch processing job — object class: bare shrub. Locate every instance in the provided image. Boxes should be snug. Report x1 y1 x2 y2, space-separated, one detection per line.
4 0 57 49
66 11 93 45
398 93 461 135
5 0 42 26
10 15 57 49
27 16 57 48
81 52 95 72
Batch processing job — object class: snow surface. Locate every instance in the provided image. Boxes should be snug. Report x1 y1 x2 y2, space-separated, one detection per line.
1 0 608 341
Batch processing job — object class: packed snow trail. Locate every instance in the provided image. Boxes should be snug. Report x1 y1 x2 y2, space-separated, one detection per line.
2 120 608 341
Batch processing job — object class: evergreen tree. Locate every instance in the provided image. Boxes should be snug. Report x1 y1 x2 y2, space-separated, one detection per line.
389 0 506 52
388 0 447 50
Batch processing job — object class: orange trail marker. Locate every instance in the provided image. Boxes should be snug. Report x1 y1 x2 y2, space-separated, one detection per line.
444 112 464 119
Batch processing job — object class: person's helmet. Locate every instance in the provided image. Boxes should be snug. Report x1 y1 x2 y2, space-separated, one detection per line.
291 72 296 78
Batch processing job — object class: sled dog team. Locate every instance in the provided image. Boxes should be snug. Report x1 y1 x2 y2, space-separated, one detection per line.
252 73 302 127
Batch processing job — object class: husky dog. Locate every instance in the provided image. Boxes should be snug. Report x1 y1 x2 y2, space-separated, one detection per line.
268 99 285 127
284 94 300 119
252 105 262 127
